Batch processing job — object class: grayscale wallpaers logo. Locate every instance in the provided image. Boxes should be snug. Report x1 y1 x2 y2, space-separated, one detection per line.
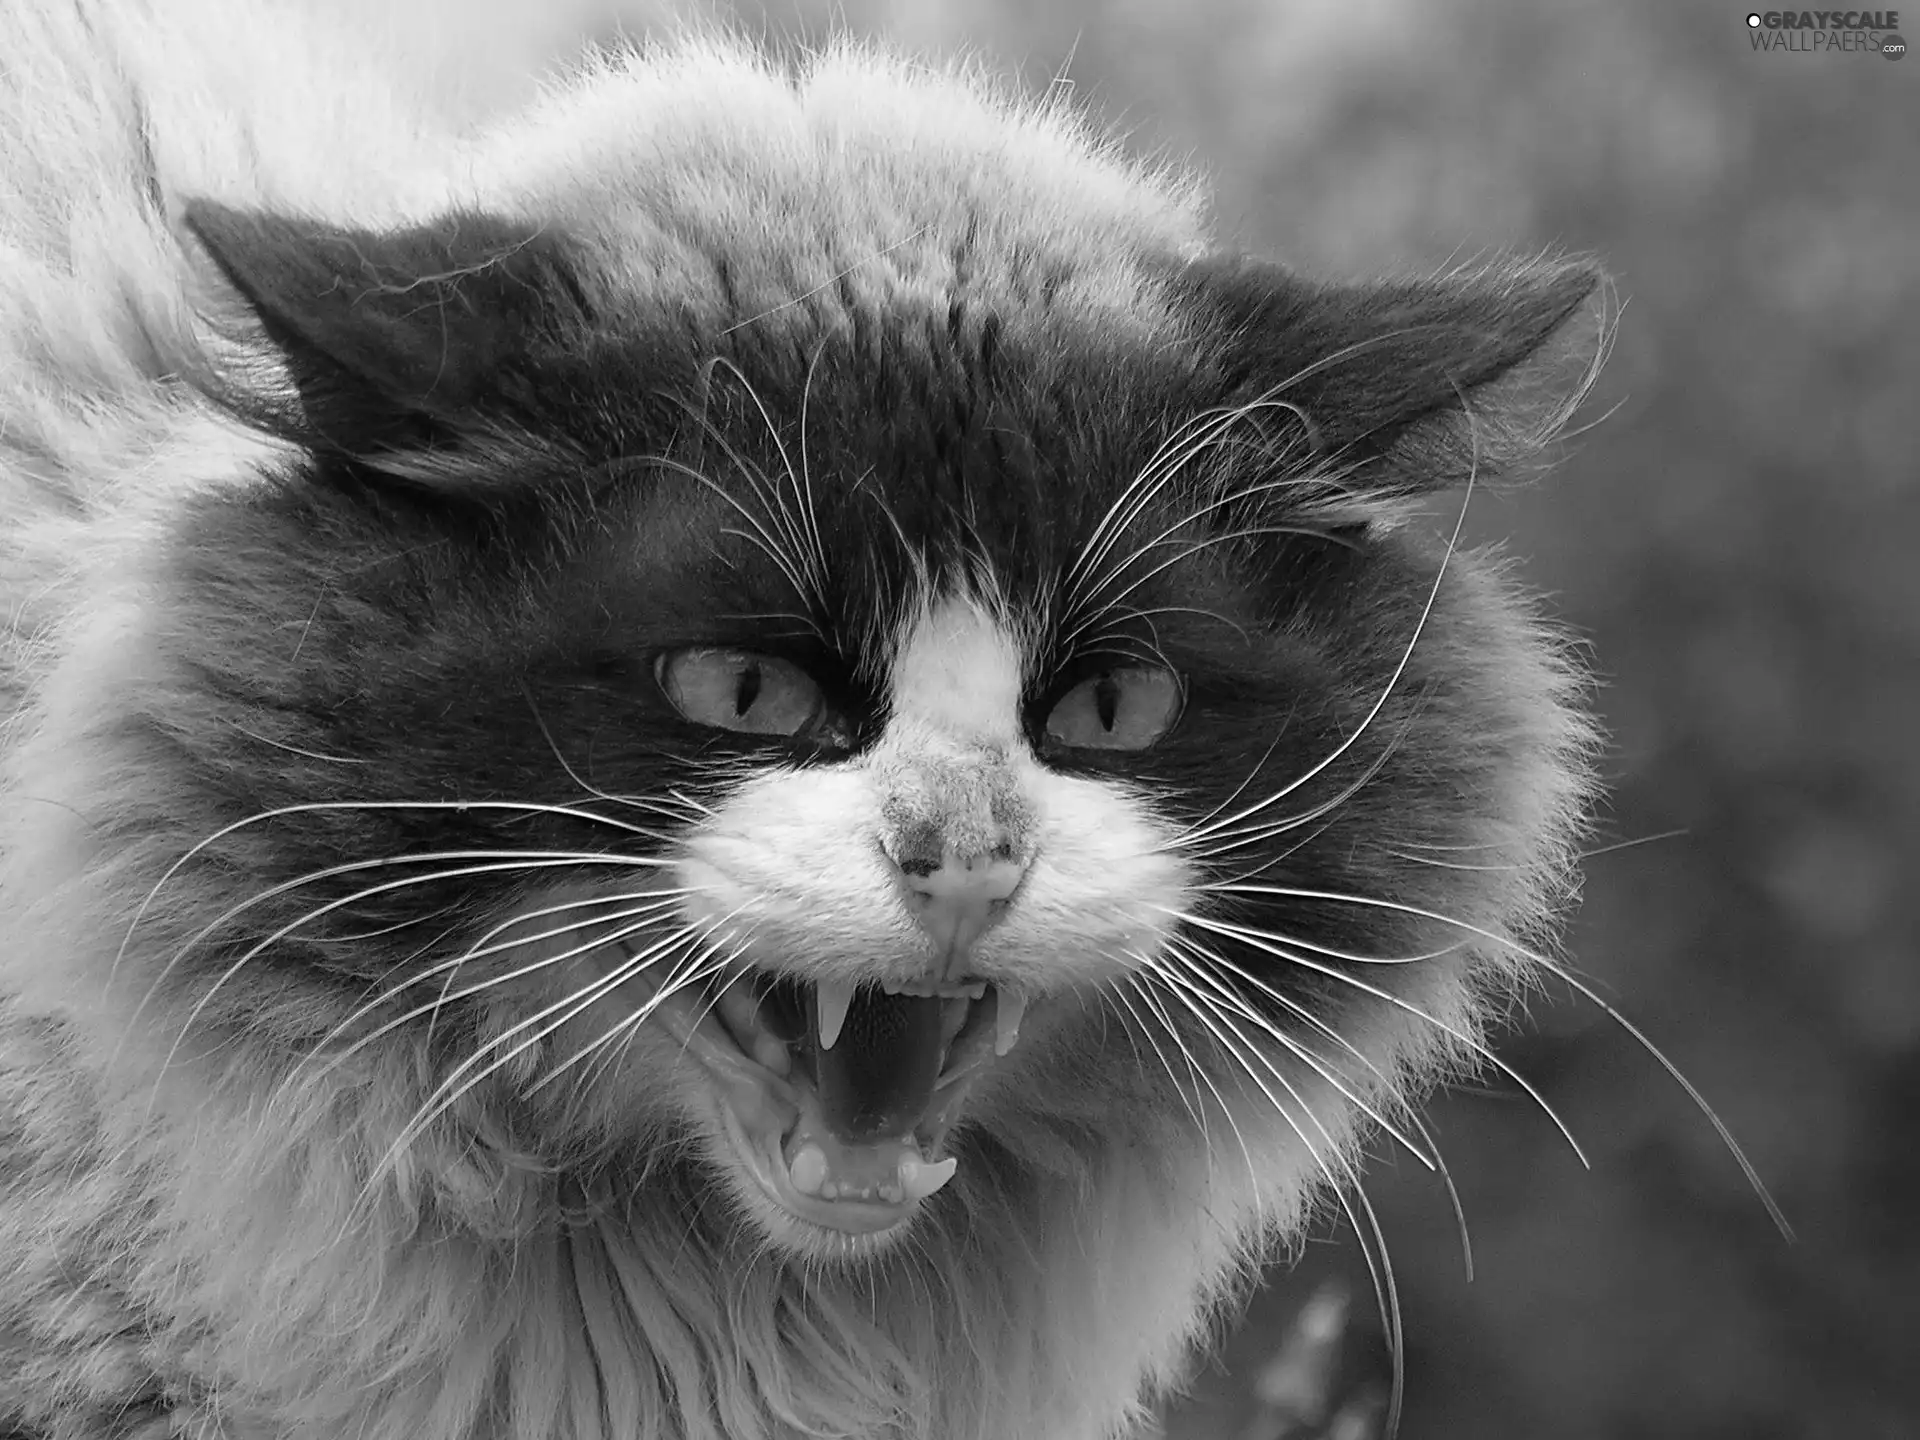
1746 10 1906 55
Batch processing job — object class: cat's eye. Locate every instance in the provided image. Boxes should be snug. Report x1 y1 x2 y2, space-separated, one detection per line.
1043 666 1183 751
657 649 825 737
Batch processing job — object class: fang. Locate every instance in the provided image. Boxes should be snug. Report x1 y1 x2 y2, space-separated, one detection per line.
815 979 856 1050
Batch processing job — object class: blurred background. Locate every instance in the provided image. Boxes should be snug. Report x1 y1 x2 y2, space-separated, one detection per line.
339 0 1920 1433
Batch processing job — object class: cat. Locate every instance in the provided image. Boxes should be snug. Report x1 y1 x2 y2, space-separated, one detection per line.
0 1 1605 1436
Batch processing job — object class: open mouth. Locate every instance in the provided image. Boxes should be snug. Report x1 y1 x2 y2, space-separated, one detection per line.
649 964 1027 1236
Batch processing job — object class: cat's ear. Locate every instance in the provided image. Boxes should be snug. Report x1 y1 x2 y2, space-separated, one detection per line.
1177 253 1607 493
182 201 596 466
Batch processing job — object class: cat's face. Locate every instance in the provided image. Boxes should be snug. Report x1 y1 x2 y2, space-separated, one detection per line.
662 592 1195 1246
110 104 1597 1261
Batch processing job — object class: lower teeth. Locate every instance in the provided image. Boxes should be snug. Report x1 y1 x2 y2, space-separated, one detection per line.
784 1140 959 1204
789 1143 829 1196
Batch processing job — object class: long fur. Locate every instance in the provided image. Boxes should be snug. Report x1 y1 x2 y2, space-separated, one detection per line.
0 4 1603 1437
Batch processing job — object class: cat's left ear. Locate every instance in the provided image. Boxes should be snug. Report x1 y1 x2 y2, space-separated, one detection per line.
182 200 598 469
1176 253 1607 492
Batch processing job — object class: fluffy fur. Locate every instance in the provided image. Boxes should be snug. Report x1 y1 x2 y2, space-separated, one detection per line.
0 3 1605 1437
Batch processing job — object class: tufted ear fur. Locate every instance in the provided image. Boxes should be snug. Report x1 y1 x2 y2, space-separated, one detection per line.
183 200 600 470
1179 253 1606 493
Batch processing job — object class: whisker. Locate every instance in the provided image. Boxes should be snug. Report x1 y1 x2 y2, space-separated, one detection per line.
1167 730 1294 841
1408 1102 1474 1286
189 898 691 1136
1164 705 1422 866
1177 910 1465 970
1164 933 1474 1283
1142 964 1372 1191
520 692 714 827
359 919 727 1207
1108 965 1220 1156
1061 402 1252 614
1133 966 1343 1215
413 890 691 1049
1347 1174 1406 1439
1162 445 1479 863
1574 829 1688 861
1169 718 1417 865
796 340 830 597
135 856 691 1128
637 450 819 622
535 924 748 1108
1073 601 1253 648
1061 518 1350 654
1553 965 1796 1241
708 356 829 604
300 900 464 947
224 722 371 766
1065 392 1317 609
1388 829 1686 874
1201 878 1779 1205
716 224 932 339
1123 969 1269 1211
1165 905 1592 1170
1142 964 1408 1434
291 893 694 1094
530 926 748 1098
1151 945 1436 1171
131 849 674 1063
663 788 718 819
116 799 667 982
1064 398 1380 636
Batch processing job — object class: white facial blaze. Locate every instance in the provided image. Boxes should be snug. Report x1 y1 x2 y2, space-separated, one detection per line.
886 597 1025 747
678 593 1193 993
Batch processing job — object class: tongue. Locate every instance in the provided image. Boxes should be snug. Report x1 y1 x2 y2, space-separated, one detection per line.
807 986 946 1143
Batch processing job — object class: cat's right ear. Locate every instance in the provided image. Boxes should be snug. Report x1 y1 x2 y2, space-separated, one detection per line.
1173 252 1609 496
182 201 601 478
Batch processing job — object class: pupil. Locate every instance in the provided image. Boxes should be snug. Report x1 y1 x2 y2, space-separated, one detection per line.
734 661 763 717
1094 674 1119 731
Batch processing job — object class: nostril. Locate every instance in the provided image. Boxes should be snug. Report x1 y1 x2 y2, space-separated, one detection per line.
901 852 1027 904
885 821 946 878
893 848 1029 975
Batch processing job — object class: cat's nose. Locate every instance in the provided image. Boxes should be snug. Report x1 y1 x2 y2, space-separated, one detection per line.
887 841 1028 978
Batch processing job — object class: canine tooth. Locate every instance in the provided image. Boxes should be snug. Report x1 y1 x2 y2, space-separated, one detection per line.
789 1144 828 1197
816 978 856 1050
993 988 1026 1057
896 1153 958 1203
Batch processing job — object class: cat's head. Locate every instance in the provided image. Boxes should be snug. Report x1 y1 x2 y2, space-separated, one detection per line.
72 43 1601 1262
